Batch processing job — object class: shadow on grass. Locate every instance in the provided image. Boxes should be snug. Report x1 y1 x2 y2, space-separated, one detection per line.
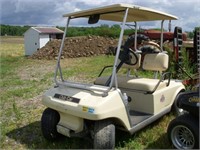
6 118 174 149
115 129 133 148
6 121 93 149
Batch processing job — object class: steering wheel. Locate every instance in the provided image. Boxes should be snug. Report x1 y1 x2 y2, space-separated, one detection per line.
104 46 138 86
119 46 138 66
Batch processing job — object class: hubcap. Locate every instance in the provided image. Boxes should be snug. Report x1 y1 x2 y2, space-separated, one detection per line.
178 108 183 113
171 125 195 149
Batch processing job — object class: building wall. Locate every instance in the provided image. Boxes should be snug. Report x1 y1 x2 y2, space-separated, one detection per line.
24 28 40 56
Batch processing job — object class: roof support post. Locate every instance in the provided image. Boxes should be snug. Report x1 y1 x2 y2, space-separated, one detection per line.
54 17 71 85
133 22 142 53
134 21 138 51
160 20 164 51
109 8 129 90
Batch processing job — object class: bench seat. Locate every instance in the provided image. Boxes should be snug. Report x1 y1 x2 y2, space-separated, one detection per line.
95 53 170 93
94 76 168 92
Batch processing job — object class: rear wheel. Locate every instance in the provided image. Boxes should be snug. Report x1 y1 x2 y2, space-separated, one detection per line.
167 114 199 149
93 120 115 149
41 108 62 141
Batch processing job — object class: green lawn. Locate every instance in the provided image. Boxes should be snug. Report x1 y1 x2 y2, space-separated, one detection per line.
0 36 175 149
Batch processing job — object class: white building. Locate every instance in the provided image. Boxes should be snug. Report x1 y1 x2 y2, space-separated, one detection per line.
24 27 64 56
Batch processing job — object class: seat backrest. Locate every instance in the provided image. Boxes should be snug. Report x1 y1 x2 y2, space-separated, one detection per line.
142 53 169 72
122 53 141 69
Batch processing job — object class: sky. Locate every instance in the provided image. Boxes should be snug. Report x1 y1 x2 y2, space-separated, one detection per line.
1 0 200 32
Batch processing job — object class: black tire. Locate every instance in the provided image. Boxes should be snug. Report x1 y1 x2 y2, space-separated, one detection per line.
41 108 62 141
93 120 115 149
167 114 199 149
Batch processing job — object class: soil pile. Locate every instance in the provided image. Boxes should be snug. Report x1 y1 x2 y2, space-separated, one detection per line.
30 36 118 59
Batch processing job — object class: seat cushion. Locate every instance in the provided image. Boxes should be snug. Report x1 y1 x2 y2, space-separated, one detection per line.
142 53 169 71
94 76 168 92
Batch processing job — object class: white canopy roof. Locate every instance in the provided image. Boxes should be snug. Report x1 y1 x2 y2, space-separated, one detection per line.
63 3 178 22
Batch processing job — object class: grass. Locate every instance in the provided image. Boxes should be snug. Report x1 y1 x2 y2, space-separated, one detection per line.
0 36 176 149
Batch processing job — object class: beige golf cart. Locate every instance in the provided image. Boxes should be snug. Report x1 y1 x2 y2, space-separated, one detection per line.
41 4 185 149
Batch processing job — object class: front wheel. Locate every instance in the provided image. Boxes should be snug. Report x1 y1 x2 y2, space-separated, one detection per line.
93 120 115 149
41 108 62 141
167 114 199 149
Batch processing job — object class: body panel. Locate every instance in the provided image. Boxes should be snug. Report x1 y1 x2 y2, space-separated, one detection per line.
121 80 185 114
42 79 185 133
42 85 131 131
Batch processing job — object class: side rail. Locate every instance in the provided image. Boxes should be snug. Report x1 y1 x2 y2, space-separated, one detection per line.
57 80 110 96
146 72 171 94
98 65 113 77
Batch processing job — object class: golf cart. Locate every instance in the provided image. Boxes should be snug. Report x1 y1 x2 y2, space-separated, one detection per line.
167 88 199 149
41 4 185 149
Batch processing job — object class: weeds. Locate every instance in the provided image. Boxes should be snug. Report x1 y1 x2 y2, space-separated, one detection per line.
12 100 21 120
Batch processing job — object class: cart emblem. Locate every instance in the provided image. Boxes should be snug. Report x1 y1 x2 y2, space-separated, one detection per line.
54 94 80 103
82 106 95 113
160 94 165 102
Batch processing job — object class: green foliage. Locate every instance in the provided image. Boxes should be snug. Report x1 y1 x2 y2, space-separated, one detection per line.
63 24 122 38
1 24 133 38
1 24 198 38
0 24 31 36
186 26 200 39
179 48 196 79
194 26 200 32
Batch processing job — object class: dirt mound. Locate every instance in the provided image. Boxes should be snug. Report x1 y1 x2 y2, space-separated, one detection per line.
30 36 118 59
